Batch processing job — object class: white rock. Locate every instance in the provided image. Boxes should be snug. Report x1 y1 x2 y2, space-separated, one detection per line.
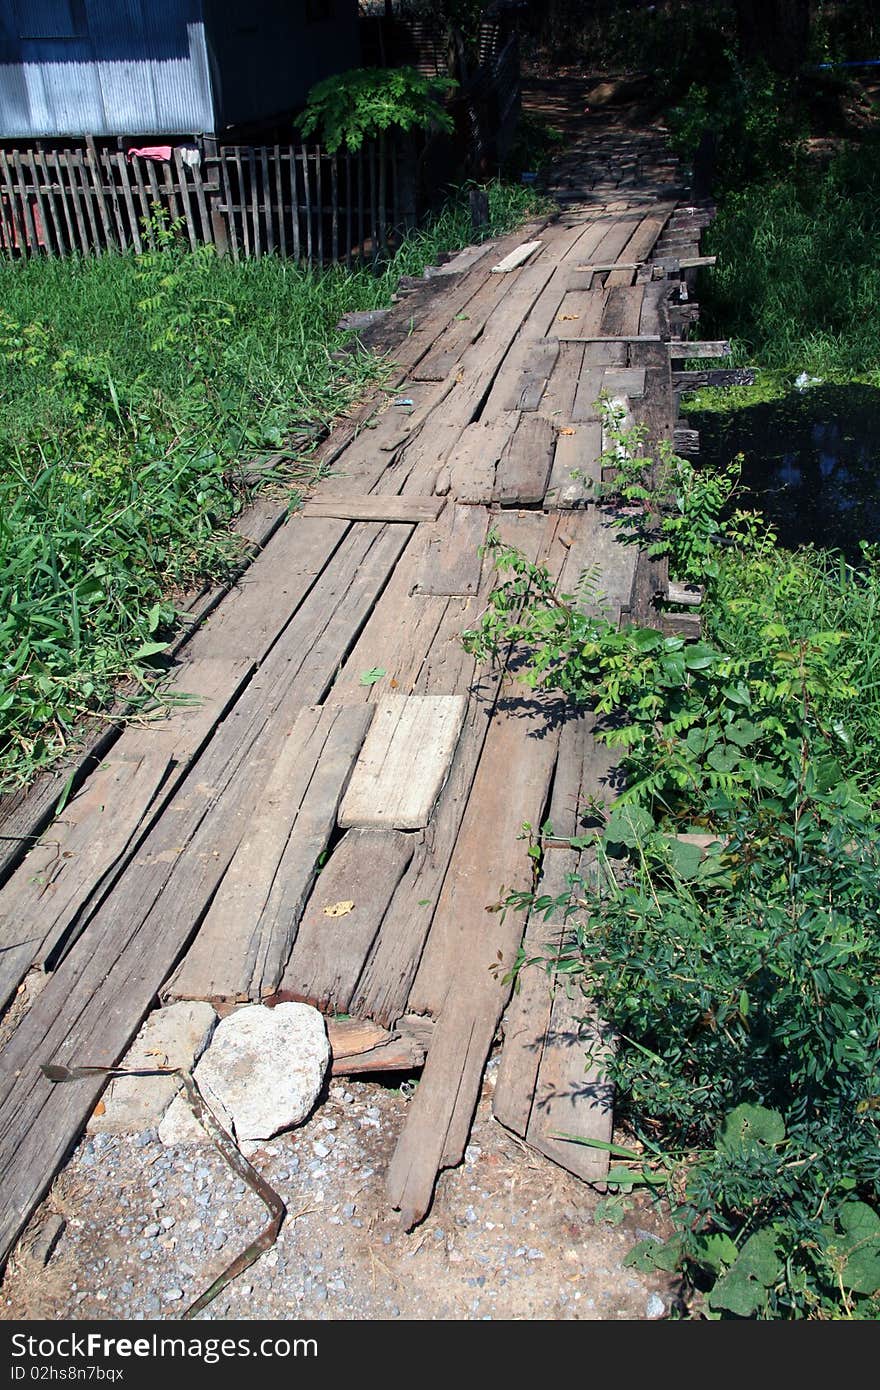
161 1003 329 1147
89 1002 218 1134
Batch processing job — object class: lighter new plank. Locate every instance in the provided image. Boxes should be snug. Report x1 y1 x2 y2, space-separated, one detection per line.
338 695 467 831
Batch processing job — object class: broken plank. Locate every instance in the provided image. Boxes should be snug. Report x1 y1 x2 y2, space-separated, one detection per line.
168 702 372 1005
571 366 607 423
0 523 413 1267
338 695 467 831
601 366 646 398
351 513 562 1028
494 414 556 507
605 202 678 287
415 504 489 597
667 339 730 359
447 416 512 504
302 495 446 523
491 240 542 273
599 283 645 337
281 828 415 1014
388 685 565 1226
544 421 601 506
495 336 561 413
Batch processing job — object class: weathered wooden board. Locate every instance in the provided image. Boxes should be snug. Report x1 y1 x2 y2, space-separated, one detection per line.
492 713 590 1134
558 503 639 625
599 283 645 338
494 415 556 507
551 288 607 340
0 520 413 1266
602 367 646 398
491 240 543 273
448 416 513 504
387 686 565 1227
604 202 677 287
168 702 372 1005
672 368 755 391
338 695 467 831
302 495 446 523
544 421 602 507
487 336 561 414
351 512 562 1026
281 828 415 1014
537 341 584 426
667 340 730 359
571 366 607 423
638 281 670 338
416 504 489 597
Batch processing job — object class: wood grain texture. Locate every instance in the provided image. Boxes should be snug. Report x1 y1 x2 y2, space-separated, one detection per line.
281 828 415 1013
494 414 556 507
415 504 489 597
338 695 467 831
302 495 446 523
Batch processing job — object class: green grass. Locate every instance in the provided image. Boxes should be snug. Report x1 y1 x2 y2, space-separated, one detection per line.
0 180 549 791
700 146 880 379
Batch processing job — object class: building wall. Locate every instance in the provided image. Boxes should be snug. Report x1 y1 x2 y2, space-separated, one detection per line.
0 0 360 140
203 0 360 132
0 1 215 138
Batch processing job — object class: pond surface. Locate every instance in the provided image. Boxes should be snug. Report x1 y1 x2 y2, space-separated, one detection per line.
687 384 880 563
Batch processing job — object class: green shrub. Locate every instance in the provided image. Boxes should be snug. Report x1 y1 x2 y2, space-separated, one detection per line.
295 66 457 154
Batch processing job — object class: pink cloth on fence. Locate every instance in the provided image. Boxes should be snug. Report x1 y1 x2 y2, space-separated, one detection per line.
126 146 173 163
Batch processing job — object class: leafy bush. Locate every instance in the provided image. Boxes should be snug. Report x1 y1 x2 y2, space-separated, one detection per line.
295 66 457 154
462 456 880 1317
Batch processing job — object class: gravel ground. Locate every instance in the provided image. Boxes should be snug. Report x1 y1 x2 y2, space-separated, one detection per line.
1 1056 678 1322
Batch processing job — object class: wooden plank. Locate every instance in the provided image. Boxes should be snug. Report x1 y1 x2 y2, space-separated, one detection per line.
491 240 542 273
551 287 607 340
84 138 114 249
537 340 584 425
281 828 415 1014
602 367 646 398
98 150 127 251
639 281 669 337
0 151 27 253
11 151 38 253
261 145 274 255
387 684 564 1227
605 202 677 287
35 151 66 254
673 427 700 456
492 712 588 1133
667 339 731 359
248 147 261 259
672 368 755 391
338 695 467 831
302 495 446 523
351 513 559 1027
599 283 645 338
172 149 198 251
558 503 639 625
445 415 509 505
23 150 53 256
415 504 489 596
571 366 607 423
544 421 601 507
128 153 153 249
0 655 255 1009
489 336 561 413
168 702 372 1004
494 414 556 507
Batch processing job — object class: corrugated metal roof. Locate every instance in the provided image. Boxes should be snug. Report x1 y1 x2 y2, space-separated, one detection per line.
0 0 215 138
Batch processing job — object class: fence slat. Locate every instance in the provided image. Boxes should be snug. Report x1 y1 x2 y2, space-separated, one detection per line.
233 147 250 258
173 150 198 251
247 147 261 259
61 153 90 253
12 151 39 253
144 159 164 232
330 154 338 264
27 149 54 256
345 151 352 269
274 143 286 258
288 145 300 262
99 150 128 251
34 150 64 254
114 152 142 253
189 156 212 245
261 146 274 255
220 151 239 262
74 151 101 249
1 151 27 254
84 137 114 250
301 143 312 265
128 155 153 248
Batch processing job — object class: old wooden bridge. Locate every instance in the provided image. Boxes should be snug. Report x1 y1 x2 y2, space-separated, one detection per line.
0 103 720 1259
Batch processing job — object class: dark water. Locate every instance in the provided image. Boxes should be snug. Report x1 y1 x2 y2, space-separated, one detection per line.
688 384 880 563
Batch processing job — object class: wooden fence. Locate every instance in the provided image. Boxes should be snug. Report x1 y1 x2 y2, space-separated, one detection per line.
0 138 412 265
